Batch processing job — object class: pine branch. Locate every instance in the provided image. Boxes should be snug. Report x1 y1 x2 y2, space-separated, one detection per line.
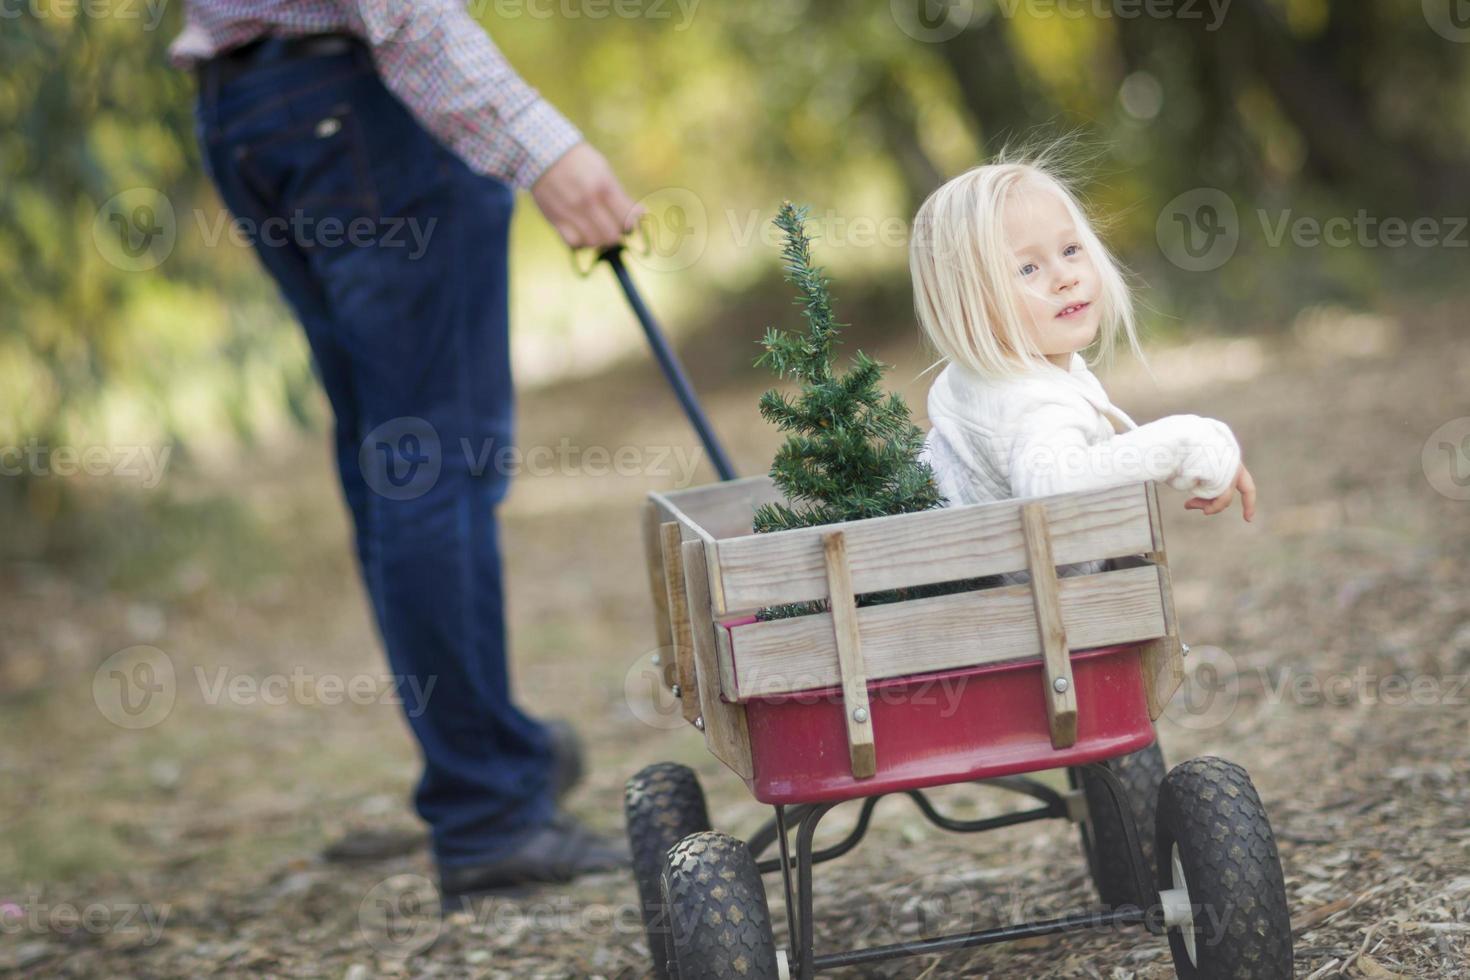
751 201 949 620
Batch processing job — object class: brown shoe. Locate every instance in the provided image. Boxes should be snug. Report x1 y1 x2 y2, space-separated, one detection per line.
545 718 586 802
437 812 630 904
323 720 586 864
321 826 429 864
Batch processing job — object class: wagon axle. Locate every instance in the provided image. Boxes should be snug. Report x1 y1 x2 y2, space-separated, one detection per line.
756 764 1162 977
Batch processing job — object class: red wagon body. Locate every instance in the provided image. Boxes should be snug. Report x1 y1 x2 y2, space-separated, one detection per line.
738 638 1155 805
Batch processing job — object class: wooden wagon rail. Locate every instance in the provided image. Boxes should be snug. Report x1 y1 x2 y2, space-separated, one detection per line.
643 476 1183 780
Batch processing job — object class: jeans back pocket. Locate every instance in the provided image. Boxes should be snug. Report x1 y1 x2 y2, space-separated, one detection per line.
234 101 381 253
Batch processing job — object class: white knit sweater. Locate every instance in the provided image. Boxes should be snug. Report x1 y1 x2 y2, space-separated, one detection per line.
918 352 1241 581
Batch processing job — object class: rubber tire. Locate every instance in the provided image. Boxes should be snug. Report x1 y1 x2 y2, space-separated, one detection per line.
663 832 780 980
1075 741 1167 908
1155 757 1293 980
625 763 712 980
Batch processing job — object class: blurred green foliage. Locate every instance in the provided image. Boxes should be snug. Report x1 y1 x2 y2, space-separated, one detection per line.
0 9 317 455
2 0 1468 506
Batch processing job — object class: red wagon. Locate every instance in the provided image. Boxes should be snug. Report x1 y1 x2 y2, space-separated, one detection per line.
600 251 1293 979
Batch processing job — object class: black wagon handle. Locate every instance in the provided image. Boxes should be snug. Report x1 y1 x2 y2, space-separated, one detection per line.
590 245 740 483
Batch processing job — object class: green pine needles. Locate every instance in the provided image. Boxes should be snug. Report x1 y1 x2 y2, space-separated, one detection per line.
751 202 951 619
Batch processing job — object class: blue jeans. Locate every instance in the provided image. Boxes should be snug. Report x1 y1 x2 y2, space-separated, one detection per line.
194 39 555 866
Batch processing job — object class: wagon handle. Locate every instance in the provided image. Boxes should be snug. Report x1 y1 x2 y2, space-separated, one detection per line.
586 245 740 483
570 214 653 276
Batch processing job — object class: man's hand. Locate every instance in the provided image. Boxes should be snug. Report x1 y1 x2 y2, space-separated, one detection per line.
1185 462 1256 521
530 142 643 250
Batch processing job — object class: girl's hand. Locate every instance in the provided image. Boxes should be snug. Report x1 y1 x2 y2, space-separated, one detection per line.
1184 463 1256 521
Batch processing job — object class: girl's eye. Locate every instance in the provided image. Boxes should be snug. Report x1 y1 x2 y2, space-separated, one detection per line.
1019 262 1037 276
1063 243 1081 256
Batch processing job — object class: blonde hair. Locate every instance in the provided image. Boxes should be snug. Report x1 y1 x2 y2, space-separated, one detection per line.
910 148 1145 382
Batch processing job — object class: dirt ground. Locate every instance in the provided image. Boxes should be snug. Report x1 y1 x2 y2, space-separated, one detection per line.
3 296 1468 979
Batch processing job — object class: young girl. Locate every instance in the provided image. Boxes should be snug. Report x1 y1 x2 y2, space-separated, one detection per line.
911 159 1256 552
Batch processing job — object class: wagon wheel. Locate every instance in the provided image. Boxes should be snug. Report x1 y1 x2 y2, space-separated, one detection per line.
663 832 780 980
1072 742 1167 908
625 763 712 980
1155 757 1293 979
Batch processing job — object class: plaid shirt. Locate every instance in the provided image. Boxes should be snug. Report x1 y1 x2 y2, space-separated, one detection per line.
171 0 583 188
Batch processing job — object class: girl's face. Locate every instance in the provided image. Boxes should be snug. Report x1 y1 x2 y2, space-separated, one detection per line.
1001 179 1101 369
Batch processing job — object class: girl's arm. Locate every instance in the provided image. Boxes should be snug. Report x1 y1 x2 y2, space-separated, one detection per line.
1006 402 1241 501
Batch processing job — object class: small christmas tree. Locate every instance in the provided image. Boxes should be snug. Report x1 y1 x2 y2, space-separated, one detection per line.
751 202 949 619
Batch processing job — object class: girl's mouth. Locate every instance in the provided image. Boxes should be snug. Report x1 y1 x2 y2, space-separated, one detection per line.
1056 301 1091 319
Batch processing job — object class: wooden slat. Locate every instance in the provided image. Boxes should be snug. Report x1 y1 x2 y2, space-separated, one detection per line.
681 539 753 779
656 521 681 690
715 483 1154 614
713 622 740 702
822 531 876 779
724 565 1167 698
659 521 700 722
1021 503 1078 749
648 475 786 542
1139 480 1185 718
642 500 674 658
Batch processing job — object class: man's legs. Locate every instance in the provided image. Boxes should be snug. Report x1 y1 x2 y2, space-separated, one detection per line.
194 42 560 867
339 163 560 865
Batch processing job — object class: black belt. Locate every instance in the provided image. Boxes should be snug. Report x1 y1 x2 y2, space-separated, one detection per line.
201 33 361 87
